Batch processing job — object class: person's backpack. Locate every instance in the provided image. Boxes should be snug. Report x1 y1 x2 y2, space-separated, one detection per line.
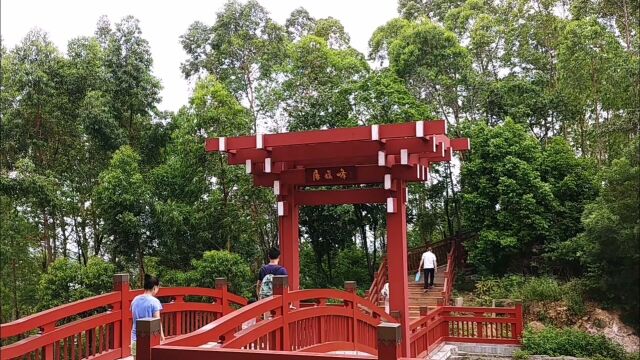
259 266 281 299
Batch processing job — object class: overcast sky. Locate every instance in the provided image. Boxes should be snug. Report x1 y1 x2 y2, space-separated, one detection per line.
2 0 398 112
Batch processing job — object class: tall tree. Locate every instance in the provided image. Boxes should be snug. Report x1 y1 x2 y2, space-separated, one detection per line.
180 0 288 132
94 146 152 283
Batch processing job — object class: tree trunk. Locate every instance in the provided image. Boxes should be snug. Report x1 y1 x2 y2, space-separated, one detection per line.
60 214 69 258
73 216 88 265
43 210 52 268
446 164 462 232
11 258 19 321
138 245 146 288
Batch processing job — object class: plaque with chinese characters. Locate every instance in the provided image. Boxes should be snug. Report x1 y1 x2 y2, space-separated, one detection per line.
305 166 356 184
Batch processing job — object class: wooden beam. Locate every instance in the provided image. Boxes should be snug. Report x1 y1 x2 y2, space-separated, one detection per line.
296 188 389 206
251 164 427 187
228 139 450 166
205 120 448 152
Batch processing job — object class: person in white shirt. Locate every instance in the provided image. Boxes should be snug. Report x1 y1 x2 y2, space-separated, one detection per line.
380 282 390 314
418 246 437 292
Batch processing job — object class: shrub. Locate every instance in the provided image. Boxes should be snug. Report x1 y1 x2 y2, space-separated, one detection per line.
512 349 530 360
472 275 586 317
517 277 562 303
37 257 115 310
522 326 627 359
188 250 253 299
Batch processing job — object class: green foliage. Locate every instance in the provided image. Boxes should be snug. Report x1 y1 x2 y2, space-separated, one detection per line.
160 251 253 300
512 349 530 360
472 275 586 317
0 196 40 322
522 326 627 359
94 146 152 281
571 142 640 324
37 257 115 310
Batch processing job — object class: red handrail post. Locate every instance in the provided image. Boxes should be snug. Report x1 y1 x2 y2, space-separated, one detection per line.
174 294 184 335
514 301 523 342
40 322 54 359
273 275 289 351
345 281 358 348
377 322 402 360
215 278 229 315
113 273 131 356
135 318 161 360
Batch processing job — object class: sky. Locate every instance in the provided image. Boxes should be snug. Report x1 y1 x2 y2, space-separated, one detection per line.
1 0 398 113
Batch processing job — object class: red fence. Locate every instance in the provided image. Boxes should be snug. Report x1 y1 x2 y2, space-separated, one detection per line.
409 305 523 358
0 275 247 360
133 299 522 360
153 279 395 358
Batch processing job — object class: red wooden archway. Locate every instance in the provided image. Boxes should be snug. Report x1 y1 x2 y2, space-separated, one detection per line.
205 120 469 355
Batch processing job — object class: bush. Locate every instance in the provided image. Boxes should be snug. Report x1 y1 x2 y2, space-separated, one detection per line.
522 326 627 359
181 250 253 300
37 257 115 310
512 349 530 360
472 275 586 316
517 277 563 303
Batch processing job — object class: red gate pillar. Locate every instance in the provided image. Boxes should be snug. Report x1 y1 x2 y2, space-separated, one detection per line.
386 179 410 356
278 184 300 291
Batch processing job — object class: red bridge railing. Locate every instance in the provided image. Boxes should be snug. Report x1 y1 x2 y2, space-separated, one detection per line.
408 304 523 357
0 274 247 360
154 278 395 358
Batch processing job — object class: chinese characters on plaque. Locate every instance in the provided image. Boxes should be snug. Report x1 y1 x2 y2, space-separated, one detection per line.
306 166 356 184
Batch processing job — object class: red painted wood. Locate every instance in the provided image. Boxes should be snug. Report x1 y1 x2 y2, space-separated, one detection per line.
154 346 368 360
206 120 448 152
279 184 300 292
295 189 389 206
386 179 410 357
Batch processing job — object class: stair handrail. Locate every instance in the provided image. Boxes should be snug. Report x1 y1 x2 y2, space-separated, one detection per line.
367 233 472 305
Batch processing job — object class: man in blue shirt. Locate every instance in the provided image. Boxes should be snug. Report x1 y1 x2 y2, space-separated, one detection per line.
130 274 164 358
257 247 288 299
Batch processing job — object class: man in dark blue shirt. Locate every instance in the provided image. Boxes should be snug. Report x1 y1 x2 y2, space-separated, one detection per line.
257 247 288 299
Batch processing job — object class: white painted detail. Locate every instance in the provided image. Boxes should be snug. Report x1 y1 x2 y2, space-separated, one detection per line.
441 144 446 157
219 137 226 151
405 188 409 203
277 201 284 216
422 166 426 180
265 158 272 173
245 160 252 174
273 180 280 195
384 174 392 189
371 125 379 140
256 134 263 149
378 151 386 166
416 121 424 137
401 149 408 165
416 166 421 179
444 120 448 134
386 197 396 213
431 136 437 152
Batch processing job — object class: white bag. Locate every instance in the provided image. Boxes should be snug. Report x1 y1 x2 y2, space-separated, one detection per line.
415 271 421 282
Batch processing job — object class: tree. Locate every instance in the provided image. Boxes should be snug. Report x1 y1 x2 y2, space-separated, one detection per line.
558 18 637 161
538 138 599 274
94 146 152 283
36 257 115 310
150 75 272 269
180 0 288 132
0 196 40 322
461 120 557 274
282 35 368 131
371 19 473 125
573 142 639 322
